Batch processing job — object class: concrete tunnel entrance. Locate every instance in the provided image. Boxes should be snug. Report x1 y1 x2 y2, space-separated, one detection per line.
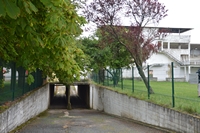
49 83 90 109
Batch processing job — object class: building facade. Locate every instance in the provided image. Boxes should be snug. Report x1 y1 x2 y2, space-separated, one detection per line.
123 27 200 83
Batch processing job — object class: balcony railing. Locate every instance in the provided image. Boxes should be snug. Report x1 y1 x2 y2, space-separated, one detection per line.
163 35 191 43
190 60 200 65
161 49 190 66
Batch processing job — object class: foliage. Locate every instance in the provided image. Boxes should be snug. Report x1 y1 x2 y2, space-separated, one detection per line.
0 0 87 83
81 31 132 85
84 0 168 92
27 74 34 85
81 34 132 71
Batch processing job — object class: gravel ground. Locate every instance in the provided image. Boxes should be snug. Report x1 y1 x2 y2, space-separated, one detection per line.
16 109 173 133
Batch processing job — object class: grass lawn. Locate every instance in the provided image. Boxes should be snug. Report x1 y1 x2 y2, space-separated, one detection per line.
103 79 200 115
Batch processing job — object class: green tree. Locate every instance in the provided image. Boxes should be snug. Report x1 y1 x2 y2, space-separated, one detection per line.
0 0 87 84
85 0 168 92
81 31 133 85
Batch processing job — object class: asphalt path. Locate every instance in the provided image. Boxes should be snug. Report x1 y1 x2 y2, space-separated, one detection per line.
15 109 173 133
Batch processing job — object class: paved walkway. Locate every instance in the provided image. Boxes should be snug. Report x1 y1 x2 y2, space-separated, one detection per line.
17 109 172 133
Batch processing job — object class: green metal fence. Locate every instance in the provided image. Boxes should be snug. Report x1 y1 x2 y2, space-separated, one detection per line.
0 60 44 106
91 62 200 114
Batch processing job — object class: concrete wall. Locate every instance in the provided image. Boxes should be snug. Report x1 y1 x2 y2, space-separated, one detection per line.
123 53 187 81
90 84 200 133
147 53 186 81
1 82 200 133
0 84 49 133
189 73 198 84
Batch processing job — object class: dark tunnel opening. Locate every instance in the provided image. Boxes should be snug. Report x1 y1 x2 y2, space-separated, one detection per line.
49 83 90 109
70 84 90 109
49 84 67 109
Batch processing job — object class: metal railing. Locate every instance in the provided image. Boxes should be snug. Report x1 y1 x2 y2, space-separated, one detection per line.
91 62 200 114
0 60 44 106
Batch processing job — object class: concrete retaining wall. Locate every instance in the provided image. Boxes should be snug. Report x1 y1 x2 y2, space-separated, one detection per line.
0 84 49 133
90 84 200 133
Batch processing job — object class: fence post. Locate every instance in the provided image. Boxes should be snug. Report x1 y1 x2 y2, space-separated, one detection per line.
147 65 150 99
98 70 100 84
11 62 16 101
132 66 134 93
95 73 97 82
107 70 109 86
103 70 105 85
35 69 38 88
22 72 25 94
113 70 116 88
121 68 123 90
17 67 26 95
171 62 175 107
0 60 3 89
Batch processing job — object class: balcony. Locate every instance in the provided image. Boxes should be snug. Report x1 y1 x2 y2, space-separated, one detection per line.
190 61 200 65
163 35 191 43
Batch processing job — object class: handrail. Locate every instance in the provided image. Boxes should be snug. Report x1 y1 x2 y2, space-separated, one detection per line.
161 50 183 65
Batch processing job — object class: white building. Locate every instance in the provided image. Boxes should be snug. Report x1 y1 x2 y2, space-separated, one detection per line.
123 27 200 83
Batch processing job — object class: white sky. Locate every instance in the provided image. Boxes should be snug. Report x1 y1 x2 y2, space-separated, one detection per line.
158 0 200 43
82 0 200 43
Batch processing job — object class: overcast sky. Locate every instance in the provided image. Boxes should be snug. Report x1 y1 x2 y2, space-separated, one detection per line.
82 0 200 43
158 0 200 43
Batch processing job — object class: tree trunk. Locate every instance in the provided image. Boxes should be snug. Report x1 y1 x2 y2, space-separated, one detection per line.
105 69 119 87
99 69 105 83
136 64 154 94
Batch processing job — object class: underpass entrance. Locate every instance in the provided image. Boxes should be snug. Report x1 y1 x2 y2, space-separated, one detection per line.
49 84 67 109
49 83 90 109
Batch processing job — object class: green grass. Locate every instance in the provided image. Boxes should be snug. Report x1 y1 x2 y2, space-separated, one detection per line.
102 79 200 115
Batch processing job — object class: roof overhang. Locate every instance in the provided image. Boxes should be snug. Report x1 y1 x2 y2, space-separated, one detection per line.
157 27 193 33
100 25 193 33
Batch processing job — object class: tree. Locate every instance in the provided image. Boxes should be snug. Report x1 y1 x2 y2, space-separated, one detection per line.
0 0 87 84
84 0 168 93
81 31 133 86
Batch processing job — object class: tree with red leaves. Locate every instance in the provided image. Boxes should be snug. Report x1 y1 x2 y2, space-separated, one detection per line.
84 0 168 93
